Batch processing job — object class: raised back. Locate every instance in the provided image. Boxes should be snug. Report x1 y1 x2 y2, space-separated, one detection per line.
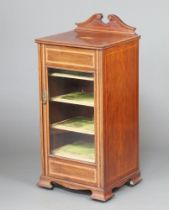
75 13 136 34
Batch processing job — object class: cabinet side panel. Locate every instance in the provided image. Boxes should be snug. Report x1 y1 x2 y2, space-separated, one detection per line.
103 40 139 187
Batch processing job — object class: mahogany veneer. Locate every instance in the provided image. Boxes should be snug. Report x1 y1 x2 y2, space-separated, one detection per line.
35 13 142 201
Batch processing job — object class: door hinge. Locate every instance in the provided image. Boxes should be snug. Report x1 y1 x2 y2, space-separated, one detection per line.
42 90 47 105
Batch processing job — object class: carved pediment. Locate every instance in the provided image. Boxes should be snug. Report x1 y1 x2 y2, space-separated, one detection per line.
75 13 136 34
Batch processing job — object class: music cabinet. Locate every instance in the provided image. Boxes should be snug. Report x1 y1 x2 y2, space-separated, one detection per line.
35 13 142 201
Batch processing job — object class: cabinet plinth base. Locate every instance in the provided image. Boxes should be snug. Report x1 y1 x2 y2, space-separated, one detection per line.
37 177 53 189
91 190 114 201
37 171 142 201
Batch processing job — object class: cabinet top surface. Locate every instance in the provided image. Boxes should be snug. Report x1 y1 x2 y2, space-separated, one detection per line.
35 13 140 49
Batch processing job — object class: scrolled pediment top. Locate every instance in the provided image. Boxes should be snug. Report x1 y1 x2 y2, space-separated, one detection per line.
75 13 136 34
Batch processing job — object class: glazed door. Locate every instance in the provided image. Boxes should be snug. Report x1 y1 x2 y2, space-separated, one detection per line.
45 68 96 164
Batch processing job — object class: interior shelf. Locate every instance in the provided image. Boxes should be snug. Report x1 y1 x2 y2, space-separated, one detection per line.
51 136 95 163
49 70 94 81
51 116 94 135
50 91 94 107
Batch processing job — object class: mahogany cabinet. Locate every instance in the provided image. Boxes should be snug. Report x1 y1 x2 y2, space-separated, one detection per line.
35 13 142 201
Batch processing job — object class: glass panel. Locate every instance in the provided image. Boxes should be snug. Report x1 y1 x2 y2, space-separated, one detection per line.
50 131 95 163
48 68 95 163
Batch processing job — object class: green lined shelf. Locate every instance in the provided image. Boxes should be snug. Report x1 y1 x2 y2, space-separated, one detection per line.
49 70 94 81
50 91 94 107
51 116 94 135
51 139 95 163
